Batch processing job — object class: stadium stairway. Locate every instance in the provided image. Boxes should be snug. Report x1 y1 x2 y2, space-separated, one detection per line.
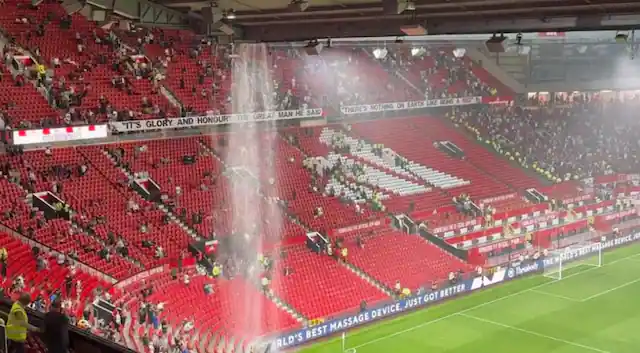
70 219 145 269
108 30 185 115
436 144 521 193
159 85 184 113
101 147 203 241
338 253 397 298
49 149 155 269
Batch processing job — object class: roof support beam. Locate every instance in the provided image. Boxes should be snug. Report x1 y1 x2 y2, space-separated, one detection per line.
243 14 640 42
86 0 187 25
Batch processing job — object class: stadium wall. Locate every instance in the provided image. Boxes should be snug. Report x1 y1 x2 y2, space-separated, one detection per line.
417 226 468 261
0 298 134 353
268 231 640 350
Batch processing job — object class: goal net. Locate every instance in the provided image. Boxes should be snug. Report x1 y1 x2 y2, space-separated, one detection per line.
543 241 603 281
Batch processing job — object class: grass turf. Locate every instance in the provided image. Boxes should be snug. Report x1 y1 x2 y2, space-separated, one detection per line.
299 243 640 353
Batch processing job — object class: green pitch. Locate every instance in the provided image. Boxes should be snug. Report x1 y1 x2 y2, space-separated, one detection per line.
300 243 640 353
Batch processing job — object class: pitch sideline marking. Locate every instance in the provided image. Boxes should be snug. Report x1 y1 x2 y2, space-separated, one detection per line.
581 276 640 302
349 250 640 350
529 289 582 302
458 313 611 353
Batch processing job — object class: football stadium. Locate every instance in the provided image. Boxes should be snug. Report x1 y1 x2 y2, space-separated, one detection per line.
0 1 639 353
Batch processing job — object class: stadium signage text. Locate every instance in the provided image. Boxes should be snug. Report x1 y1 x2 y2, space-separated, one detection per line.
477 236 527 254
479 193 517 206
518 212 560 228
561 193 593 205
592 173 640 185
269 231 640 349
602 208 638 221
115 265 166 289
340 96 482 115
333 219 383 235
271 283 469 349
110 108 323 132
514 262 540 276
432 219 477 235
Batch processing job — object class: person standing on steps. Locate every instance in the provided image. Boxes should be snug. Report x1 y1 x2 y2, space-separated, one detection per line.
6 293 39 353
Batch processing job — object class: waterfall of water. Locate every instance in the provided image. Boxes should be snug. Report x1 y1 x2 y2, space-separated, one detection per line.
224 42 283 344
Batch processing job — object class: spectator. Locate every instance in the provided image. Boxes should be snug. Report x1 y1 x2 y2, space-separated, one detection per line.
260 275 270 293
203 283 213 295
155 246 164 259
0 249 7 278
42 299 69 353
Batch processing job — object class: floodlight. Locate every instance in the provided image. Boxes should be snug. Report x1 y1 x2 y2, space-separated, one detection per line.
410 47 425 57
304 40 323 55
452 48 466 58
373 48 388 59
405 1 415 11
616 32 628 43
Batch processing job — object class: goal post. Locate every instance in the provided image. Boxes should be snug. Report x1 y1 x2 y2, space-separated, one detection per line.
341 332 357 353
543 241 603 281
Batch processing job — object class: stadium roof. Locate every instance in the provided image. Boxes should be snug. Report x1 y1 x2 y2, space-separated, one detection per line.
155 0 640 41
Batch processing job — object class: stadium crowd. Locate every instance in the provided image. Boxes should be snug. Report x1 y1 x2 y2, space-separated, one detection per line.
450 95 640 183
0 2 638 353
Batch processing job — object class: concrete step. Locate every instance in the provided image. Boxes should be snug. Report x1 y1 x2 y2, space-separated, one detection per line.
340 259 395 298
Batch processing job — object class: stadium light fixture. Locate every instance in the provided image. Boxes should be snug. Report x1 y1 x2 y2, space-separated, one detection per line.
225 9 236 20
485 33 507 53
304 39 323 55
288 0 309 12
615 31 628 43
373 48 388 59
452 48 466 58
410 47 425 57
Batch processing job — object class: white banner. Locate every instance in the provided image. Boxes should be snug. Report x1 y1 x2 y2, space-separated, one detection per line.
12 125 109 145
110 108 324 132
340 96 482 115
